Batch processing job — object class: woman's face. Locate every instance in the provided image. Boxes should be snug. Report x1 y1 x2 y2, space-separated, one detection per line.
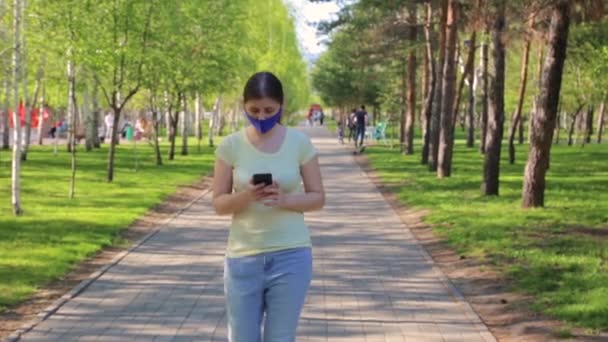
244 97 281 120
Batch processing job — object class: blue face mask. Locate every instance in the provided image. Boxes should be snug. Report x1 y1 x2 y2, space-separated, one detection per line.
245 108 282 134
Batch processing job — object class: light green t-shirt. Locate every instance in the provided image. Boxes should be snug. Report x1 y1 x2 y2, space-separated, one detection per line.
215 127 318 257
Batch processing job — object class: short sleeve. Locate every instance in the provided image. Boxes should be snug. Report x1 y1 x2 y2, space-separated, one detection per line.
299 133 317 166
215 135 234 166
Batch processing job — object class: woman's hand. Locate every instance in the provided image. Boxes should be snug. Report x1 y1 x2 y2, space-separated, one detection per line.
261 181 287 208
246 181 269 203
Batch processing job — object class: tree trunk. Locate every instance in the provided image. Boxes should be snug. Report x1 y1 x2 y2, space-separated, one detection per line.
20 0 30 160
583 105 593 144
528 45 544 144
209 95 220 147
518 109 525 144
452 31 476 128
67 48 77 198
554 111 561 144
437 0 459 178
597 100 605 143
164 91 170 139
181 93 188 156
399 63 406 151
481 2 506 196
466 36 476 148
36 76 46 145
152 107 162 166
404 3 417 155
421 1 435 165
11 0 23 215
91 82 100 148
479 31 489 154
2 74 9 150
106 104 122 182
84 81 94 151
522 1 571 208
508 31 532 164
429 0 448 171
168 94 181 161
195 92 202 152
567 105 583 146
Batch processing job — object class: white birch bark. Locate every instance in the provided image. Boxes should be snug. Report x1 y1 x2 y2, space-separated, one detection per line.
11 0 22 215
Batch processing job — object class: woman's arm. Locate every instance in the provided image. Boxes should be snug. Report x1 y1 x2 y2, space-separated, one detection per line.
263 156 325 212
212 158 266 215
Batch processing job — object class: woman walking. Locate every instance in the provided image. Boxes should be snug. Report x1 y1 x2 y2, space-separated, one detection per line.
212 71 325 341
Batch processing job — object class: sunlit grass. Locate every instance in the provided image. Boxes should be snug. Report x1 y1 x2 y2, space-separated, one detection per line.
0 137 215 311
365 135 608 331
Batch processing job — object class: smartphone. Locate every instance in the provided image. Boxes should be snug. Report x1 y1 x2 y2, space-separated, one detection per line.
252 173 273 186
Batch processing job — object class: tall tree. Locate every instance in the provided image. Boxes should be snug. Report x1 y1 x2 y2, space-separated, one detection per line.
508 16 534 164
437 0 459 178
421 1 436 165
429 0 448 171
479 29 489 154
481 1 506 196
11 0 23 215
403 3 417 155
522 1 571 207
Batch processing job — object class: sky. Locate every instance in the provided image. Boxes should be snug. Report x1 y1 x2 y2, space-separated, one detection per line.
285 0 340 62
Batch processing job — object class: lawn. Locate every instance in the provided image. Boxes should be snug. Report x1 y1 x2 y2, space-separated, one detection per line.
0 136 216 312
365 135 608 332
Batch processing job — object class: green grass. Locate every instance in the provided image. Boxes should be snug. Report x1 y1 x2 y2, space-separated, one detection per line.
365 137 608 331
0 136 216 311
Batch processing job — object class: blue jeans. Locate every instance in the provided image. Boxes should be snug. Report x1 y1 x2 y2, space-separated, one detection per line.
355 125 366 147
224 247 312 342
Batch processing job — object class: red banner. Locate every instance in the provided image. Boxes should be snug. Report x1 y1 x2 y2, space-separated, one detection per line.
8 102 50 128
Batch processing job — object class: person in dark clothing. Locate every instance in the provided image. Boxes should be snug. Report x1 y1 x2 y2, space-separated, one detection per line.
354 105 368 148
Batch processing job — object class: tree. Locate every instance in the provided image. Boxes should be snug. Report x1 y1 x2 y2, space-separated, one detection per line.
481 1 506 196
522 0 571 207
403 3 417 155
508 16 534 164
437 0 459 178
11 0 23 215
429 0 448 171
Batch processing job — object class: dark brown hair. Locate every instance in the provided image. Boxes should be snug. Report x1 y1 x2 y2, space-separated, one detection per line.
243 72 284 105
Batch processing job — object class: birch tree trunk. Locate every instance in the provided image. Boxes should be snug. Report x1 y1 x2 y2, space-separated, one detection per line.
208 95 221 147
479 31 489 154
522 0 571 208
12 0 23 215
0 1 9 150
67 46 77 199
91 81 100 148
84 80 94 151
2 75 8 150
164 91 170 139
181 93 188 156
195 92 202 152
20 0 30 159
36 77 45 145
597 100 605 143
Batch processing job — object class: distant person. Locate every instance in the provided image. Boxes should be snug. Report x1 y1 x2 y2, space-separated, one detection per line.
319 111 325 126
212 71 325 342
104 111 114 142
354 105 368 148
347 108 356 142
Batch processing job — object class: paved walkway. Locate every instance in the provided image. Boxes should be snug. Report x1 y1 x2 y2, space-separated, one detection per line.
14 127 495 341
